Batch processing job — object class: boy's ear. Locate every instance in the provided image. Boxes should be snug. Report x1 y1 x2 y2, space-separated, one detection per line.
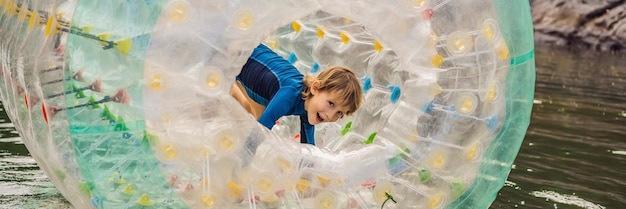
311 80 320 95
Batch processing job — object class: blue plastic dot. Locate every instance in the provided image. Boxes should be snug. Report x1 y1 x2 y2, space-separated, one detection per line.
388 85 401 104
449 105 459 119
486 115 499 133
122 132 132 139
288 52 297 64
311 62 320 73
424 102 434 112
91 195 103 209
387 157 408 175
363 77 372 93
62 152 71 160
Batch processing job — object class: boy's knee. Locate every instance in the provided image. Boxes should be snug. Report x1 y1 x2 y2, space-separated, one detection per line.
230 84 254 114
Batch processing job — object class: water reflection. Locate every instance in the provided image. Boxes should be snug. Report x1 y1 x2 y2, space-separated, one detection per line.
0 44 624 208
0 128 72 208
491 45 626 208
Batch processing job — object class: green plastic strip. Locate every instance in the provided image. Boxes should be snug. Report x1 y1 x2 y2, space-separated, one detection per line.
446 0 536 208
64 1 189 208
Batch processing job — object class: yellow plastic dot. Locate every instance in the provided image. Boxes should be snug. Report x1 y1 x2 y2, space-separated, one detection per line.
236 11 253 30
122 184 137 196
317 26 325 39
447 32 474 55
200 177 210 187
114 38 133 56
81 26 93 34
488 83 499 102
317 176 331 188
150 74 162 90
406 132 419 142
115 177 125 185
466 144 479 160
292 21 301 32
340 31 350 44
96 33 112 47
255 175 274 194
7 2 17 16
108 172 126 184
372 181 395 204
277 157 292 172
458 96 475 114
320 199 334 208
228 181 244 197
430 153 445 168
264 37 279 50
295 179 311 192
201 194 215 207
163 144 177 159
315 191 336 209
168 2 190 23
206 72 220 89
429 194 443 209
449 36 467 53
409 0 428 8
137 194 154 206
218 133 234 151
45 16 59 37
28 11 36 29
432 54 444 68
429 83 443 96
4 1 12 13
343 17 351 23
496 39 509 60
482 20 496 41
374 39 383 52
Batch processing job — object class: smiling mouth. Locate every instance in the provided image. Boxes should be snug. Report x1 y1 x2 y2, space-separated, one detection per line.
316 113 324 123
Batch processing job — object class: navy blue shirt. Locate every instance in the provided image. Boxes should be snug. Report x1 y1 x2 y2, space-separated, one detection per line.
236 44 315 145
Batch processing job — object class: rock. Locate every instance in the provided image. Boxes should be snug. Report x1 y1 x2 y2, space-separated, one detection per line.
531 0 626 51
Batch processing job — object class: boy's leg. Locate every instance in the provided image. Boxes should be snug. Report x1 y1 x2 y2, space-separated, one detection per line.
230 82 254 115
230 81 266 119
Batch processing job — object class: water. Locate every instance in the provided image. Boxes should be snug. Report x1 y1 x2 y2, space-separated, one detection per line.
0 44 625 208
0 120 71 208
490 45 626 208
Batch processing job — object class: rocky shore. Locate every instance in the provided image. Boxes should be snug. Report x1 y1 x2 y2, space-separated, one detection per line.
531 0 626 51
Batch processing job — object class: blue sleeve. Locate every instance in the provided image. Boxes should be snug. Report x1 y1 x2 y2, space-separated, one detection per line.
300 116 315 145
258 86 300 130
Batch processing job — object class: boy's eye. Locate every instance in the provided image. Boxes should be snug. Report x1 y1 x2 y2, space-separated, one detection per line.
329 101 334 107
338 112 344 118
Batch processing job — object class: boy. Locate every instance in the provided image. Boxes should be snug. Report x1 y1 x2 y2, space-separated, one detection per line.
231 44 363 145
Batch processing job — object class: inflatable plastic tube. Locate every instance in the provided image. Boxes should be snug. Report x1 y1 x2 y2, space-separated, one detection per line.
0 0 535 208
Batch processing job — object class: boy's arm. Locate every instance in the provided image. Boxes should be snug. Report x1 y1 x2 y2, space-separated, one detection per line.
257 86 300 130
299 117 315 145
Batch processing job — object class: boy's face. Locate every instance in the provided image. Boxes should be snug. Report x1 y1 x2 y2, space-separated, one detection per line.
305 84 349 125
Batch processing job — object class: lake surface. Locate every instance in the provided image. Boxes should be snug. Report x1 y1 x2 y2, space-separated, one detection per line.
1 44 625 208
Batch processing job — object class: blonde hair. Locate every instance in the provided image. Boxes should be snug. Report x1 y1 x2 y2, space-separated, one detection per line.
301 66 363 116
